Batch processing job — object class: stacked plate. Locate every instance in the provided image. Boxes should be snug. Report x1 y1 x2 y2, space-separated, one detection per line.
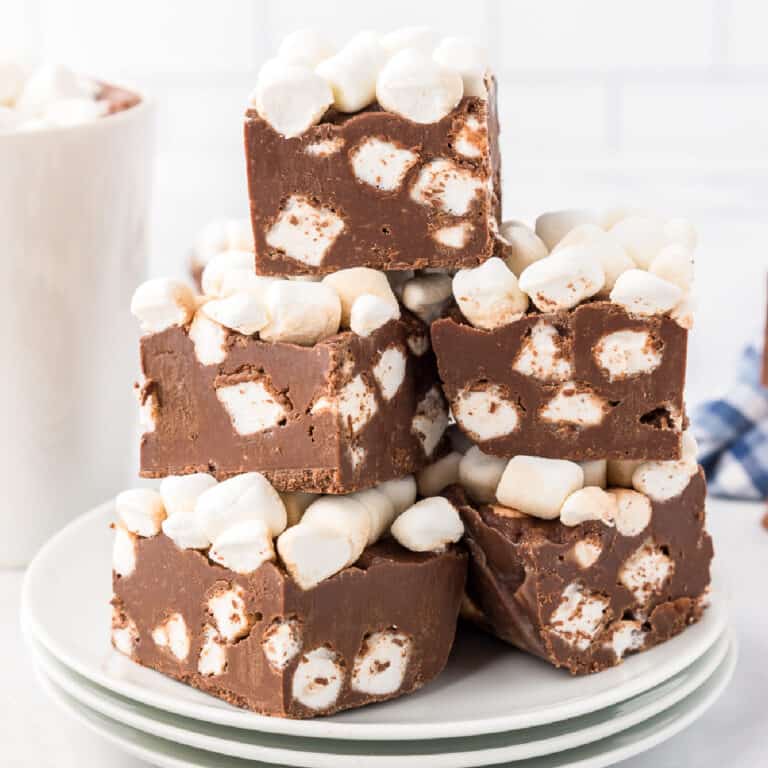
22 503 737 768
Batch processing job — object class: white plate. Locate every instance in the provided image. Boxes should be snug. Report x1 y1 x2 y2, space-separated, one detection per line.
27 628 733 767
33 638 738 768
22 501 728 740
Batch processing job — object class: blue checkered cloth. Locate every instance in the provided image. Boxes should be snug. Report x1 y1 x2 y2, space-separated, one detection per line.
692 343 768 499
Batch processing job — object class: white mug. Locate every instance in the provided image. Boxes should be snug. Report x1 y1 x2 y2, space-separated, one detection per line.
0 96 154 566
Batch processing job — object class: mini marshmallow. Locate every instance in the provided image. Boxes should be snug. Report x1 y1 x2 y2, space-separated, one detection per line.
518 246 605 312
620 538 674 604
281 491 317 527
202 291 268 336
539 383 609 427
16 63 95 115
130 279 197 334
322 267 398 328
377 475 418 515
198 625 227 677
594 329 663 382
349 137 419 191
570 538 603 569
609 215 666 269
411 386 449 457
664 218 698 251
452 257 529 330
195 472 287 541
351 487 396 544
376 49 463 123
401 273 452 324
302 495 371 562
251 60 333 138
381 26 438 56
278 29 335 68
579 460 608 489
549 582 608 651
352 629 412 695
554 224 634 293
160 474 218 518
607 459 642 488
112 523 137 577
410 159 483 216
338 374 378 434
535 209 597 251
161 508 210 550
188 310 228 366
559 487 617 527
208 519 275 574
496 456 584 520
390 497 464 553
291 647 344 710
216 379 288 435
498 222 549 277
372 345 407 399
262 617 303 671
609 269 682 317
207 587 250 642
277 522 356 589
416 451 462 497
260 280 341 345
316 31 385 113
453 385 520 441
152 613 191 661
200 250 259 298
631 459 698 503
459 446 507 503
116 489 166 537
432 36 488 98
649 244 694 292
512 321 572 381
608 489 652 537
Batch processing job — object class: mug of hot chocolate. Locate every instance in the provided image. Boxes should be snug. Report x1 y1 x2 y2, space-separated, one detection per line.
0 60 154 565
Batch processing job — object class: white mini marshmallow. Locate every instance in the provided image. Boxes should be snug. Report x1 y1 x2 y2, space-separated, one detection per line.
535 209 597 251
609 215 666 269
401 273 452 324
207 586 250 642
496 456 584 519
570 538 603 569
609 269 682 317
216 380 288 435
410 159 483 216
377 475 418 515
549 582 608 651
594 329 663 382
432 36 488 98
277 522 356 589
160 474 217 518
539 382 609 427
390 497 464 552
316 31 385 113
112 523 137 577
202 292 268 336
198 625 227 677
208 519 275 574
376 49 463 123
322 267 398 328
151 613 190 661
453 385 521 441
554 224 634 293
605 620 646 661
304 137 344 157
200 250 258 298
111 610 138 658
195 472 287 541
631 459 697 503
559 486 617 527
416 451 462 497
372 345 407 400
251 60 333 138
266 195 345 268
459 446 507 503
130 279 196 334
512 321 572 381
351 487 397 544
381 26 438 56
411 386 449 457
579 459 608 488
161 508 210 550
619 537 674 605
278 29 335 68
302 496 371 562
649 244 694 292
292 647 344 710
349 137 419 191
260 280 341 345
281 491 317 527
188 310 228 366
607 459 643 488
16 63 95 114
452 257 529 330
519 246 605 312
664 218 698 251
193 219 253 268
498 222 549 276
262 617 303 670
352 630 412 695
116 489 166 537
338 374 378 434
434 222 473 248
608 489 653 537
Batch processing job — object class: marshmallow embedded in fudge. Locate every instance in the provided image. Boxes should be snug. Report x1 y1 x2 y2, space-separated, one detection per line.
498 221 549 276
452 257 529 330
401 273 452 324
195 472 287 542
512 321 572 381
322 268 398 328
260 280 341 345
593 329 663 381
130 279 197 334
116 489 166 537
649 244 694 292
496 456 584 519
277 29 336 68
432 36 488 98
609 215 666 269
188 310 228 366
459 446 507 503
316 31 385 113
609 269 682 317
208 519 275 574
518 246 605 312
560 486 617 527
410 159 484 216
608 489 652 537
380 26 438 56
352 629 412 696
350 294 401 337
349 137 419 191
535 209 598 251
390 497 464 553
202 291 269 336
452 384 521 441
376 49 463 123
292 647 345 711
250 59 333 138
416 451 463 497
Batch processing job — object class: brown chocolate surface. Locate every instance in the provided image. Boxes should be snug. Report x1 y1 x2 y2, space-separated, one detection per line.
450 470 712 674
140 315 447 493
244 84 501 276
112 533 467 717
431 302 688 461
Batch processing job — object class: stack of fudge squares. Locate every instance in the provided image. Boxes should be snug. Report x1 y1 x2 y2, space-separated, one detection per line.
112 27 713 718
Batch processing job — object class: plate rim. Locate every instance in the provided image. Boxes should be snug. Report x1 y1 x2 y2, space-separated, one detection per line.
22 500 728 741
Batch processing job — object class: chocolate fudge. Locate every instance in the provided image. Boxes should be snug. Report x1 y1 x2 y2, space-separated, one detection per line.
431 302 688 461
139 314 448 493
244 85 501 276
451 468 712 674
112 532 466 717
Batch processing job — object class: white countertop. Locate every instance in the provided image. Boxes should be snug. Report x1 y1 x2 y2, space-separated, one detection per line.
2 500 766 768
